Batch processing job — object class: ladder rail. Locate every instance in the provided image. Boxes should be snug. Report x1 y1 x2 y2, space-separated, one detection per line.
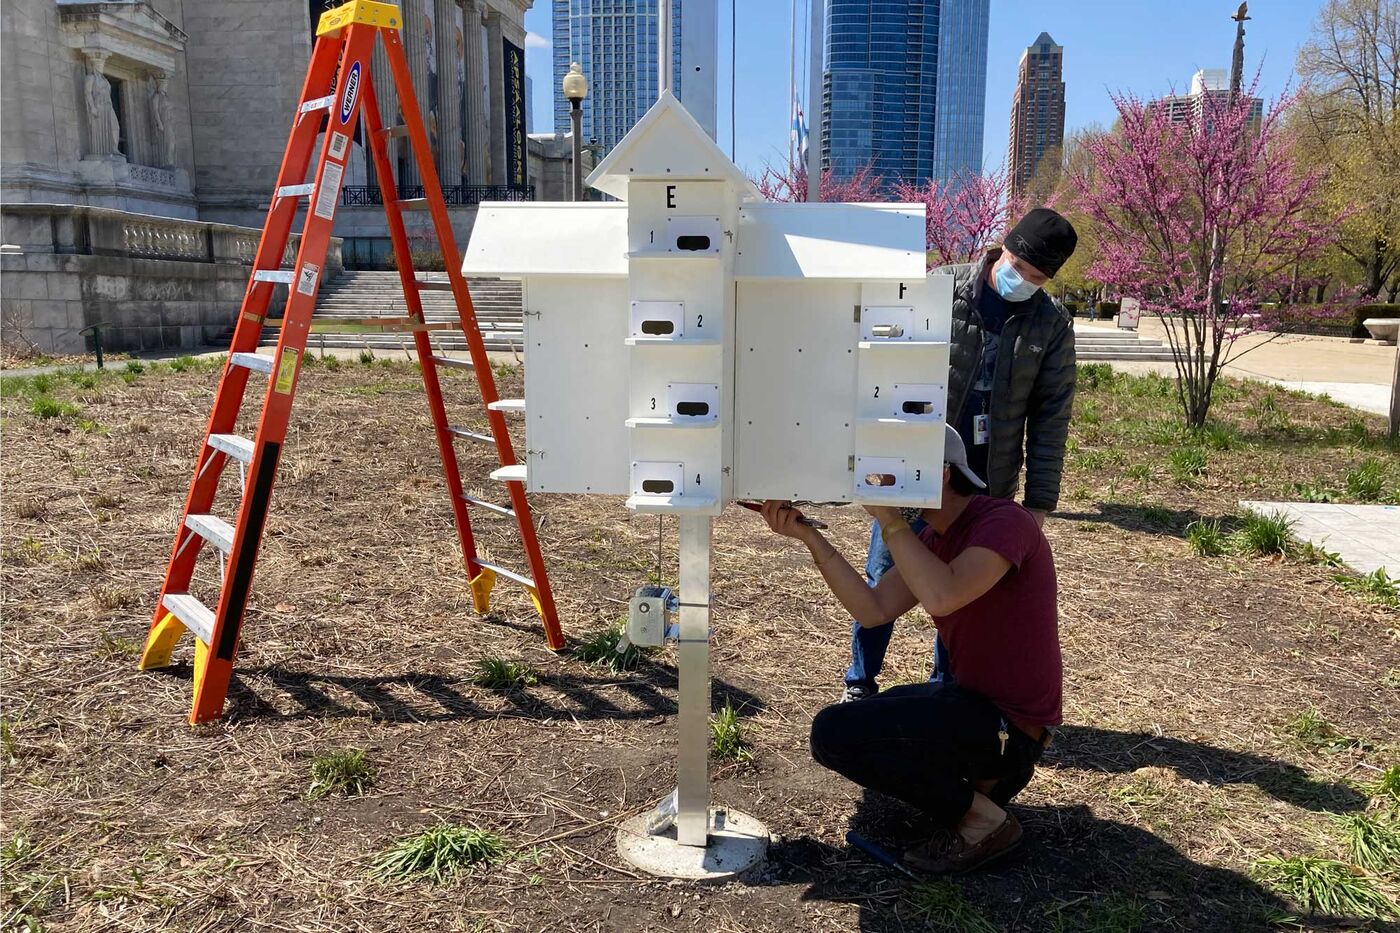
141 6 568 726
191 23 380 723
357 68 484 582
143 30 348 679
381 30 564 650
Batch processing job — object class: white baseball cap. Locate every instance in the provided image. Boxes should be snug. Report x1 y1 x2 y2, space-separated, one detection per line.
944 424 987 489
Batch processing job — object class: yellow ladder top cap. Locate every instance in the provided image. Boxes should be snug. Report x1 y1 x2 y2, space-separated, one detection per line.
317 0 402 35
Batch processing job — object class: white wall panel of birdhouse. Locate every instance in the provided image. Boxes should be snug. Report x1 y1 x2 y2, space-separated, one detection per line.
732 280 860 502
520 276 630 495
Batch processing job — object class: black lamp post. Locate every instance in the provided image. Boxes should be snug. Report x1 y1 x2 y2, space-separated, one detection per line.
562 62 588 201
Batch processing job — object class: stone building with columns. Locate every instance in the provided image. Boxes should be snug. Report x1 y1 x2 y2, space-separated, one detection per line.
1 0 573 353
2 0 545 238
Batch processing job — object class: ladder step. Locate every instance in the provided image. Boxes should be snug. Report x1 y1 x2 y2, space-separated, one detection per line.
161 593 215 645
489 464 527 483
300 95 335 113
431 355 474 370
488 399 526 413
276 183 316 198
399 198 431 211
207 433 255 464
185 513 236 553
253 270 296 284
476 559 534 590
384 124 410 138
262 317 461 333
230 352 274 374
448 425 495 444
462 494 515 517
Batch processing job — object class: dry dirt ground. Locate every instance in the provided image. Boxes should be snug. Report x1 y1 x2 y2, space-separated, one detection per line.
2 355 1398 932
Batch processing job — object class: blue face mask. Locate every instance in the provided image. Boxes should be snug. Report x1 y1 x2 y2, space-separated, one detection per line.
993 258 1041 303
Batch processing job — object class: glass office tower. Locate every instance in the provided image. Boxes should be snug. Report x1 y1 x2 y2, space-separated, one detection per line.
822 0 989 187
552 0 684 158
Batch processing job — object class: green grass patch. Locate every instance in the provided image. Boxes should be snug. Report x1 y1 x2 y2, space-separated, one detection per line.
710 698 752 763
1344 458 1392 503
358 349 375 365
908 880 999 932
1196 421 1238 451
29 396 80 419
1284 709 1355 751
1296 541 1343 567
308 748 375 799
1336 812 1400 878
1185 518 1228 557
323 355 342 371
93 631 141 660
1369 765 1400 805
470 656 537 690
1291 481 1337 503
1109 777 1166 810
1077 362 1117 390
1253 856 1398 919
572 622 647 672
1333 568 1400 610
1049 892 1147 933
1124 463 1152 481
1168 446 1208 483
371 824 506 883
1232 509 1294 557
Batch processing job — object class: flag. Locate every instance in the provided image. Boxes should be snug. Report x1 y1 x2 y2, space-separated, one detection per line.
790 89 808 162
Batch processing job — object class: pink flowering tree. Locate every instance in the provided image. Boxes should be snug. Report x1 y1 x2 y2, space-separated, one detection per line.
1071 81 1337 427
753 159 884 203
892 169 1021 268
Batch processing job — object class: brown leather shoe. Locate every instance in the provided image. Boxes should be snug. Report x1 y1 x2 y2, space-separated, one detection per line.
904 813 1023 875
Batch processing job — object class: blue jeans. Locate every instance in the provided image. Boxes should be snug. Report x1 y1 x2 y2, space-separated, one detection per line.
843 519 951 692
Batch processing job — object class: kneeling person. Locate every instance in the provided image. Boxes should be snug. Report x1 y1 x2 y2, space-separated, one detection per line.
759 425 1061 874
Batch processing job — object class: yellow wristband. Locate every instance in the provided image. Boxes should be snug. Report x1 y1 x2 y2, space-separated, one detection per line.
880 518 911 545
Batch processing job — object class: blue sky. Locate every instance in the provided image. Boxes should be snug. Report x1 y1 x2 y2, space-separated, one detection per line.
523 1 1324 178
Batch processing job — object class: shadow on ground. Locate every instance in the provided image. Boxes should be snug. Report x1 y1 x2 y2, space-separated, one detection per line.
785 794 1365 931
1047 725 1367 812
1055 502 1216 537
148 662 766 724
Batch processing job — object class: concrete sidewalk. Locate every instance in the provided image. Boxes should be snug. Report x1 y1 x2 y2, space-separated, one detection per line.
1086 322 1398 416
1240 501 1400 577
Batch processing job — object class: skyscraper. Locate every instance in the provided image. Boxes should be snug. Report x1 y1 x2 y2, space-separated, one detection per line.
552 1 716 158
822 0 989 188
1008 32 1065 198
1148 69 1263 131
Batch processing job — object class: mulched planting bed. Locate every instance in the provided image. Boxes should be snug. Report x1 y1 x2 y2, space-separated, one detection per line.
2 356 1398 931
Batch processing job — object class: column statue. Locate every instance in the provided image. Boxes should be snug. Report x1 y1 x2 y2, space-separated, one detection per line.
149 74 176 167
84 61 121 158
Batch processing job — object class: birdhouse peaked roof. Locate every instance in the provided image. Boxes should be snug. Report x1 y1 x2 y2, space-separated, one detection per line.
586 90 761 201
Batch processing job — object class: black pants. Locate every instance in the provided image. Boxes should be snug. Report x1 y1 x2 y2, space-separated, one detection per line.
809 683 1046 827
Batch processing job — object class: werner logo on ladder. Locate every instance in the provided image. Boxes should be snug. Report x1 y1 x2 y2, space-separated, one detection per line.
138 0 563 725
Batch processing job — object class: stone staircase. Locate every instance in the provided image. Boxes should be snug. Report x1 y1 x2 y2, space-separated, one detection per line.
1073 325 1176 361
256 270 524 353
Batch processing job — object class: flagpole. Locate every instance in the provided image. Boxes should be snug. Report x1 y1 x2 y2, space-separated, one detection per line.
789 0 797 168
806 0 823 202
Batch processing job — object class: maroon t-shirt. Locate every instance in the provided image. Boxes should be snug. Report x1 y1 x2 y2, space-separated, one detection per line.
917 496 1062 729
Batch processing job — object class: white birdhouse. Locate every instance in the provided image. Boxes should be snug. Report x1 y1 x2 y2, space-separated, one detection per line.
463 90 952 514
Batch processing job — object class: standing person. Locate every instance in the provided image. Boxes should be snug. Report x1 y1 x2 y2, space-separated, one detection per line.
758 426 1061 873
842 208 1078 702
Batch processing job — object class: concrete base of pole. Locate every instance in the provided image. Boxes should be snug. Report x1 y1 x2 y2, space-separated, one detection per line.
616 807 769 881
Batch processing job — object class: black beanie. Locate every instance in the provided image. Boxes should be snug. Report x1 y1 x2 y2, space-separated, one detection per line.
1005 208 1078 278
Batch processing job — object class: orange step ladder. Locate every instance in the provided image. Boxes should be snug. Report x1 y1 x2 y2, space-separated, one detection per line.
138 0 564 725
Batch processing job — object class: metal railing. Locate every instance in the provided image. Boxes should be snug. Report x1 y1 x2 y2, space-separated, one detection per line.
341 184 535 207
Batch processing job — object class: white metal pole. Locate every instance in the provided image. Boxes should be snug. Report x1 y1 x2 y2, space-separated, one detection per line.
805 0 823 202
659 0 672 98
675 514 712 847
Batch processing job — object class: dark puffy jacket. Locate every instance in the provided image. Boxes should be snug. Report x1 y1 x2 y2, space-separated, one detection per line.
941 249 1076 512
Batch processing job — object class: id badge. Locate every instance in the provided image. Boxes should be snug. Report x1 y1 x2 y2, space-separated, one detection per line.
973 414 990 445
